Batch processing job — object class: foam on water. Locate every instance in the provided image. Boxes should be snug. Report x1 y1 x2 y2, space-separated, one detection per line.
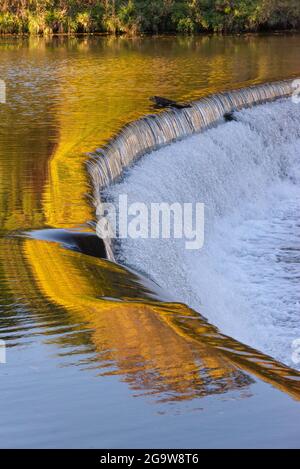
105 98 300 368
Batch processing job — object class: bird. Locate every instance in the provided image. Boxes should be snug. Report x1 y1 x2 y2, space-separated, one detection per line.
150 96 191 109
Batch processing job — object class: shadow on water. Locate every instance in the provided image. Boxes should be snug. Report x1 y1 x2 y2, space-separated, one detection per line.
27 228 107 259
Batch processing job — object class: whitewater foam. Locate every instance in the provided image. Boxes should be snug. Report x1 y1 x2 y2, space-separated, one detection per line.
105 98 300 368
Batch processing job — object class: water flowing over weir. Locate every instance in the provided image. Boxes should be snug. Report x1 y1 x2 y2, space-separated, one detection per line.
87 79 295 260
87 80 293 192
87 79 300 383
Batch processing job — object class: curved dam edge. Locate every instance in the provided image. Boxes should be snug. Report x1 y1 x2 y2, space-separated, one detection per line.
87 79 295 260
87 79 294 196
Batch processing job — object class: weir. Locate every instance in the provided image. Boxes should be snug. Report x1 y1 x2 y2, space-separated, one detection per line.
87 79 295 260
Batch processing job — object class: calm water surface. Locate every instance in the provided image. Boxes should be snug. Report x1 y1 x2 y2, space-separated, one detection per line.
0 34 300 448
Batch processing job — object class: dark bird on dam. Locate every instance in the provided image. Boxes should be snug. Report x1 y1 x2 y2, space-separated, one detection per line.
150 96 191 109
224 110 237 122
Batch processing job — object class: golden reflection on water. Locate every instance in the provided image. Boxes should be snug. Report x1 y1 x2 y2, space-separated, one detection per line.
1 35 300 406
1 235 250 402
2 233 300 402
2 33 298 230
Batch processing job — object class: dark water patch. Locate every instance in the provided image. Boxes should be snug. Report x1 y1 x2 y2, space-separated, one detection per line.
27 229 107 259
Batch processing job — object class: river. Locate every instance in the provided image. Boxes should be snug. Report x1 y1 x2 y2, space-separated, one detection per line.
0 34 300 448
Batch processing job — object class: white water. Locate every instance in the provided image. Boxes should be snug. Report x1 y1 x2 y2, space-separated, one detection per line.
105 98 300 368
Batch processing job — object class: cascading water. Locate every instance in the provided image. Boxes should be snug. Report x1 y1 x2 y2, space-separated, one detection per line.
88 80 300 369
87 80 294 260
87 79 293 195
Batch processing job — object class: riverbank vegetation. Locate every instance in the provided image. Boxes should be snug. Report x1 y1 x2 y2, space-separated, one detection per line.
1 1 300 35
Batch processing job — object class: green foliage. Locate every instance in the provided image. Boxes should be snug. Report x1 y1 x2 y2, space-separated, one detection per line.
118 0 140 34
0 12 19 34
0 0 299 35
177 17 195 34
189 0 258 32
259 0 300 29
